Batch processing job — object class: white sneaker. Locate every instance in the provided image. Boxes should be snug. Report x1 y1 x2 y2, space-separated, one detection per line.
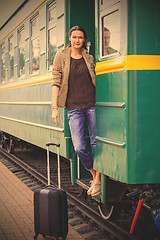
91 183 101 196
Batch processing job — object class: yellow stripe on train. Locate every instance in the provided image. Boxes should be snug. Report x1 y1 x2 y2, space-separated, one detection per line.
95 55 160 75
0 74 52 91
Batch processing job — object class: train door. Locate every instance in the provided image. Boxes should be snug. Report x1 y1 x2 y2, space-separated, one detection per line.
64 0 96 185
65 0 95 57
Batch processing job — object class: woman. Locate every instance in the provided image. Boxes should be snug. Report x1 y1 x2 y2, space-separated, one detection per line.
51 26 101 197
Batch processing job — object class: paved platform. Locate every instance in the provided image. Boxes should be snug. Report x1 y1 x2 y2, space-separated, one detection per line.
0 162 84 240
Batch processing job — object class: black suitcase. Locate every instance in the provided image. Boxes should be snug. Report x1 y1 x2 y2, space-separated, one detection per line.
34 142 68 240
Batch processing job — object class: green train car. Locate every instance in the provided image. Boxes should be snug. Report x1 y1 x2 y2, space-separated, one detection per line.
0 0 95 175
94 0 160 218
0 0 160 221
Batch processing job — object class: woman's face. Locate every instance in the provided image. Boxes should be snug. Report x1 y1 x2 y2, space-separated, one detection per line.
69 30 85 49
104 30 110 50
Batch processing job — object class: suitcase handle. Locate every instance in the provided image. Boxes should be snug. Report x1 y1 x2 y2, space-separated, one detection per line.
46 142 61 188
46 142 60 148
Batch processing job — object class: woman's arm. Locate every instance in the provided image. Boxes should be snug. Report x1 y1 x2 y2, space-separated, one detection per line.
51 85 60 125
52 51 62 87
51 51 63 125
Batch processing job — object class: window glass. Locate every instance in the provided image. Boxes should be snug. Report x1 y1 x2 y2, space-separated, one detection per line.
99 0 120 58
31 14 39 74
8 36 14 79
31 17 39 37
31 37 40 74
1 43 5 82
18 27 25 78
48 27 56 70
47 1 57 70
49 3 56 22
102 9 120 56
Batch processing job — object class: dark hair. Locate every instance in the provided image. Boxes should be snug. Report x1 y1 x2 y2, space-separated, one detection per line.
104 27 110 33
68 26 87 48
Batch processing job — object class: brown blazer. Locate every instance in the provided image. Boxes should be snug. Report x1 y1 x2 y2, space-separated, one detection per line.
52 47 95 108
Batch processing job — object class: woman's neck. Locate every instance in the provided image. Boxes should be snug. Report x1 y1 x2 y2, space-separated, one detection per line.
71 47 82 59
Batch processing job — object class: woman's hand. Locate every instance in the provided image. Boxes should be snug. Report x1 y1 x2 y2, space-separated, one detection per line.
52 108 59 125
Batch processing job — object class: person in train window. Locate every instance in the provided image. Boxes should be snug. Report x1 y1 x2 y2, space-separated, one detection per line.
51 26 101 197
103 27 117 55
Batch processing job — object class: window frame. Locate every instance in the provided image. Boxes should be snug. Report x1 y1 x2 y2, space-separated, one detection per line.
30 13 40 75
18 25 25 79
99 0 121 59
47 0 57 71
8 35 14 81
1 42 6 83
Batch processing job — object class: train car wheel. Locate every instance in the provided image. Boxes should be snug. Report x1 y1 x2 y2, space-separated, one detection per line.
6 143 12 153
0 132 4 148
5 136 13 153
98 202 117 220
0 141 3 148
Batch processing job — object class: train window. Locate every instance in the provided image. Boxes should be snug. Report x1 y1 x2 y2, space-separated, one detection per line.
18 26 25 78
48 1 56 22
8 36 14 80
1 43 5 82
30 14 40 75
47 1 57 70
99 0 120 58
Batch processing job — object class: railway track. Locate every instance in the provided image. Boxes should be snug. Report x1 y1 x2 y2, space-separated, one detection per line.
0 146 140 240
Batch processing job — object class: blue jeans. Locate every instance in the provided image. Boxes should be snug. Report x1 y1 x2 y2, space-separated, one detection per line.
67 107 96 170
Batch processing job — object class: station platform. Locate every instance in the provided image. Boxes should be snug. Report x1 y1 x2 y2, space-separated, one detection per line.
0 162 84 240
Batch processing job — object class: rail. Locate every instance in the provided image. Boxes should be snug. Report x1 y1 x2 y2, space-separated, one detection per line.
0 147 139 240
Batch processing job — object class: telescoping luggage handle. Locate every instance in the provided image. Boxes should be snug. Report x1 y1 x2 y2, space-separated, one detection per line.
46 142 61 189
